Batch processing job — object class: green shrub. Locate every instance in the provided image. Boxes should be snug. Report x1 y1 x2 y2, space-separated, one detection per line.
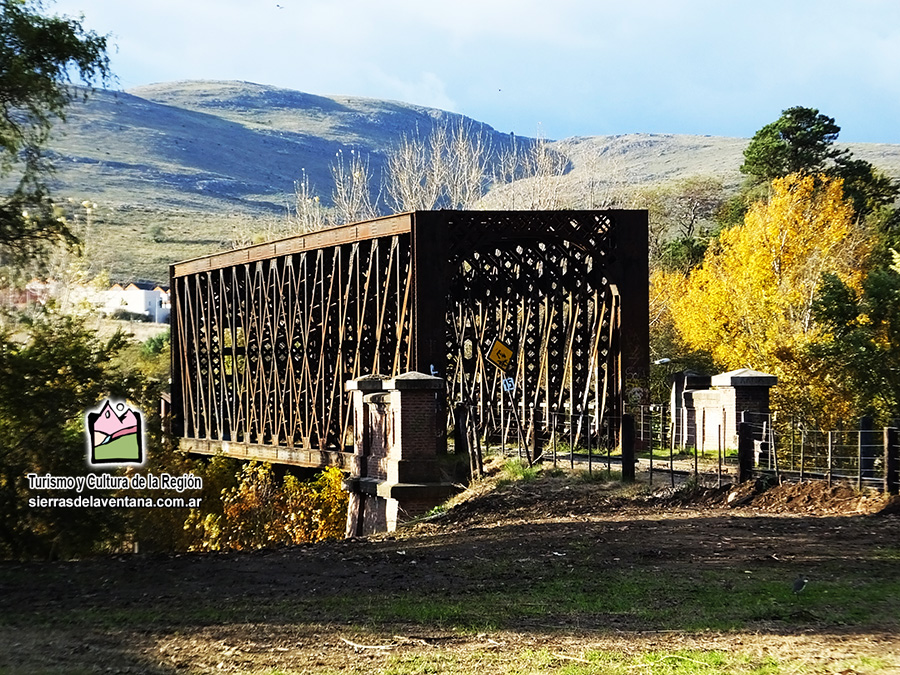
0 314 137 559
500 458 541 484
185 462 348 551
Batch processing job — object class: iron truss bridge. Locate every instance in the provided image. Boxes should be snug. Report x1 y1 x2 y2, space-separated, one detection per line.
170 210 649 468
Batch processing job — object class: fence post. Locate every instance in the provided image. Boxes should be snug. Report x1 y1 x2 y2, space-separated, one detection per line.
528 406 539 464
717 423 722 487
455 403 469 458
799 424 805 481
790 416 795 472
669 416 675 488
551 411 558 467
885 427 899 495
569 411 575 469
738 422 754 483
470 416 484 479
698 408 704 477
622 413 636 482
658 405 665 456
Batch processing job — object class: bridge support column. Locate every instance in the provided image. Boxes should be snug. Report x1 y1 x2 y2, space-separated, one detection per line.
343 372 458 536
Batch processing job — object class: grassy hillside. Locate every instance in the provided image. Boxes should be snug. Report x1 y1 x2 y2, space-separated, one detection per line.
32 80 900 284
38 81 521 281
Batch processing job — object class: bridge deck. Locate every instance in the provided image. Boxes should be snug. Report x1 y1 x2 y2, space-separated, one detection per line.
179 438 354 471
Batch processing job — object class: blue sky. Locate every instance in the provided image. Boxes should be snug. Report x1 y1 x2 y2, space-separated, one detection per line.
49 0 900 143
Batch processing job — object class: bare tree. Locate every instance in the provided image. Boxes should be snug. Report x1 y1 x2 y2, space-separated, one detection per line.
561 140 632 210
628 175 726 267
291 168 328 233
385 126 443 211
485 129 570 209
522 133 568 209
385 119 490 212
630 176 725 234
664 175 725 239
229 214 295 249
331 148 378 225
493 133 524 186
444 120 490 209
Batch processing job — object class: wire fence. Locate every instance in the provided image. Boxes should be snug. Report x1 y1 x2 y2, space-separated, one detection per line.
454 402 899 493
543 410 616 474
629 406 898 492
743 413 890 490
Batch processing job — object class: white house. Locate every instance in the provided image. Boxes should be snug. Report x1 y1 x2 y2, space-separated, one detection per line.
104 282 170 323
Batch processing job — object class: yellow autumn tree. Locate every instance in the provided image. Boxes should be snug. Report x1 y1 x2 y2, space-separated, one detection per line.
671 173 870 422
649 267 692 400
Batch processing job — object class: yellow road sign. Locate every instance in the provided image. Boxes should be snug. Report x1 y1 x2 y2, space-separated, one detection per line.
486 338 513 371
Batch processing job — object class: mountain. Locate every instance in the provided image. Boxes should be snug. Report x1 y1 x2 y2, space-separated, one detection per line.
32 80 900 283
51 80 517 213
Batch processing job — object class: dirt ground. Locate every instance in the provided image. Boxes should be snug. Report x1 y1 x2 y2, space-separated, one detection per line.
1 466 899 674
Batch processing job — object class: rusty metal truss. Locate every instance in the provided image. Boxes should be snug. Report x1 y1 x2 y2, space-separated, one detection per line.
170 210 648 466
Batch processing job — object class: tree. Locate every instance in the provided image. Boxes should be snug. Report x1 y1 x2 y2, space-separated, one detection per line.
291 168 328 232
385 126 443 212
0 0 110 258
0 315 136 558
740 106 844 182
385 121 577 213
385 119 490 212
445 120 490 209
495 132 569 209
631 176 726 270
741 106 898 218
330 148 378 225
812 269 900 423
184 462 347 551
831 155 899 220
669 173 869 424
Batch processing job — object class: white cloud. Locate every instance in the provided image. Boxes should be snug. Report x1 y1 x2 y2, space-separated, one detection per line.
362 68 458 112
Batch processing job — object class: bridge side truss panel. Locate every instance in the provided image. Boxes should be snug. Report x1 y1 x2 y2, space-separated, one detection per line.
172 232 414 451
